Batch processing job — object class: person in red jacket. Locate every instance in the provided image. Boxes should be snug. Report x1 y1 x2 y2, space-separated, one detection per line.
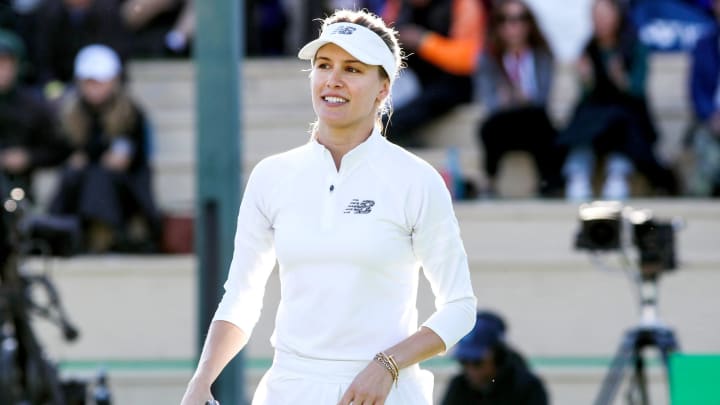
383 0 486 147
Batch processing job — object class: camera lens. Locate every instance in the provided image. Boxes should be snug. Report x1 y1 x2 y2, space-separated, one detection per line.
580 219 621 250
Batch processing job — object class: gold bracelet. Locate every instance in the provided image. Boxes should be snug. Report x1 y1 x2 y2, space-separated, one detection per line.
373 352 399 388
387 354 400 378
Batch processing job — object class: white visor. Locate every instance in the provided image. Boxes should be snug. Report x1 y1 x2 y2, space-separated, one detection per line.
298 22 397 82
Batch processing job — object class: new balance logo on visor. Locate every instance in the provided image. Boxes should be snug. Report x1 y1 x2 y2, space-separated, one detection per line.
332 25 357 35
343 199 375 214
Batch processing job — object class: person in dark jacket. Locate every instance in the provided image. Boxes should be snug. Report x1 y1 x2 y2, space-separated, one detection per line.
441 310 549 405
0 29 67 195
685 0 720 196
49 44 160 253
559 0 677 201
33 0 129 88
475 0 564 198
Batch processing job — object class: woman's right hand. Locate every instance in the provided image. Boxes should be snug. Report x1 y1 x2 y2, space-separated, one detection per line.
576 56 594 86
180 378 214 405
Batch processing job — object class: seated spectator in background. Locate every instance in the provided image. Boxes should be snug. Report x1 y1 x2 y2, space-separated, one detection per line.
246 0 288 56
0 0 45 83
383 0 485 147
441 310 548 405
475 0 564 198
0 29 67 195
686 0 720 196
49 45 160 253
558 0 677 201
33 0 129 92
121 0 194 57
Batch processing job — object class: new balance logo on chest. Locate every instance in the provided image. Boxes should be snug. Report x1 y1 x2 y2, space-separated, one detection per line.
343 199 375 214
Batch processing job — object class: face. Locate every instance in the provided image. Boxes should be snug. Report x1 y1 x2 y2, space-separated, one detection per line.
498 1 531 49
310 43 390 132
79 77 118 106
0 54 18 92
593 0 621 41
461 354 497 391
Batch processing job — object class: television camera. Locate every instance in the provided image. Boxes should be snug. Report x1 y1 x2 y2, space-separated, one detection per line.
574 201 683 405
0 174 110 404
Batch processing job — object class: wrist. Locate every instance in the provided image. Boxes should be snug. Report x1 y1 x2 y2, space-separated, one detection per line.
373 352 399 387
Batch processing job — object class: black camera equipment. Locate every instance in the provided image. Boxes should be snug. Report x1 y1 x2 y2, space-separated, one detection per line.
0 174 111 404
574 201 682 405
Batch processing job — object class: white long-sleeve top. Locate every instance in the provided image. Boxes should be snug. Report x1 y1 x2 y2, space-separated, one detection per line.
213 128 477 361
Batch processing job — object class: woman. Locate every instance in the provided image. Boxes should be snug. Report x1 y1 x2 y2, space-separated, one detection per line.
381 0 486 147
49 44 160 252
558 0 677 201
181 9 477 405
475 0 564 198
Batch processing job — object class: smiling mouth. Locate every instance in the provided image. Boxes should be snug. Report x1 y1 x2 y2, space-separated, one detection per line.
323 96 348 104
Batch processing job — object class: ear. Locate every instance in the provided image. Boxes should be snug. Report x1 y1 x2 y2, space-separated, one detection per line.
376 77 391 104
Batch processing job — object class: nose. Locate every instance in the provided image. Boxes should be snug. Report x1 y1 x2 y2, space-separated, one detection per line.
325 67 343 88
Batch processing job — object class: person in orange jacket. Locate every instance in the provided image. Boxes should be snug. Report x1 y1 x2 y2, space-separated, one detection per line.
383 0 486 147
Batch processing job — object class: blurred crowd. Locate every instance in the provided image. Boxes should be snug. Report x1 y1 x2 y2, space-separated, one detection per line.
0 0 719 254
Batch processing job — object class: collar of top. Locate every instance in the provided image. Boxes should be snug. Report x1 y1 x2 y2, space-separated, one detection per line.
298 22 397 83
311 127 383 173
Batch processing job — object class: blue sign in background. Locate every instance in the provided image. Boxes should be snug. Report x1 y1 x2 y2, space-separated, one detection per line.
631 0 716 52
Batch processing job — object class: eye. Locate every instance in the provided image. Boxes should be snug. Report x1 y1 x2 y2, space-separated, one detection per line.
315 62 331 70
346 66 361 73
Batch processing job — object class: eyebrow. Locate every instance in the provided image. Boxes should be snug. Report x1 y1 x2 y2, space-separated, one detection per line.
314 56 364 65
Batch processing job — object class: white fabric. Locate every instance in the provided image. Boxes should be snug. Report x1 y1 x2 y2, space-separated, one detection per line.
298 22 397 82
252 350 434 405
213 128 477 361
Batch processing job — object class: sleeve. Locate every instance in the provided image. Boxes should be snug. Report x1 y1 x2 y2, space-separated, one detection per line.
408 166 477 351
27 97 71 168
476 52 500 111
628 42 648 98
535 50 555 106
416 0 485 76
212 161 277 337
690 34 717 121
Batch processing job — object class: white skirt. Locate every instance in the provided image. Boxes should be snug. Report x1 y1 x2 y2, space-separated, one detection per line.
251 350 434 405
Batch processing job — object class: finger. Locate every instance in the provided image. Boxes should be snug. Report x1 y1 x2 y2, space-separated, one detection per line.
337 390 353 405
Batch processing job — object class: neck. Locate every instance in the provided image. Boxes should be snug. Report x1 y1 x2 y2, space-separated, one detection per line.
596 34 617 49
314 122 375 170
506 43 528 55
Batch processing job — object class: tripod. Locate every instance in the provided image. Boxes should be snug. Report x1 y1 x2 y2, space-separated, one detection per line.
594 274 679 405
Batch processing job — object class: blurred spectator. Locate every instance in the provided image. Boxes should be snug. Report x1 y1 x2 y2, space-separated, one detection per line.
329 0 386 13
0 0 45 83
49 45 160 253
0 28 66 195
383 0 486 147
475 0 564 198
686 0 720 196
121 0 194 57
246 0 288 56
33 0 129 89
441 310 549 405
558 0 677 201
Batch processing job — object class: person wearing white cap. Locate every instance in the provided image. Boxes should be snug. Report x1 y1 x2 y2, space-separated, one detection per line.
181 9 477 405
48 44 161 253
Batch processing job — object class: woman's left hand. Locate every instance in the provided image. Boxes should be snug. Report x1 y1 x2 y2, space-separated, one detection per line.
338 360 394 405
